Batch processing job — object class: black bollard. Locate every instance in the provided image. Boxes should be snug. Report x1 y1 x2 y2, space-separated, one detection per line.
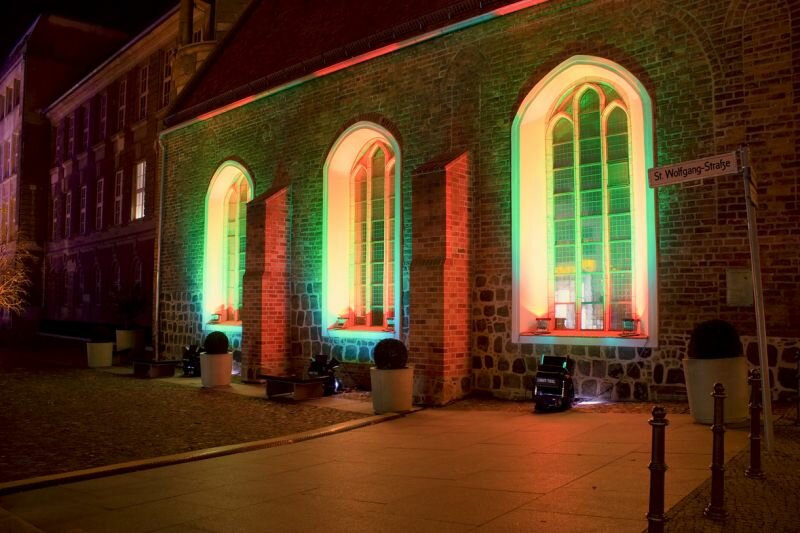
746 369 765 479
704 383 728 521
647 406 669 533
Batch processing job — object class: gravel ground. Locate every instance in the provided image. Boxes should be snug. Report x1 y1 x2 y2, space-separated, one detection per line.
0 367 369 484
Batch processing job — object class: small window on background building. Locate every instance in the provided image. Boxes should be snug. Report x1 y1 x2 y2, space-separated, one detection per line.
82 105 90 151
51 191 58 240
98 93 107 139
4 140 10 177
67 116 75 157
94 265 102 304
79 186 87 234
162 49 174 108
13 79 20 107
132 161 146 220
11 132 19 174
113 261 121 292
5 88 11 114
134 259 142 287
96 178 104 230
118 79 127 130
138 65 149 121
55 124 63 162
64 191 72 238
0 95 4 118
64 270 73 306
114 170 123 225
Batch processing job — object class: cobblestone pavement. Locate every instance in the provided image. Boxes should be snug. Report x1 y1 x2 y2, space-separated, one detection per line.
662 411 800 533
0 367 368 484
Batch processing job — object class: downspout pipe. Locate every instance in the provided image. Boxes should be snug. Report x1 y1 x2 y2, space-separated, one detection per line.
153 137 167 358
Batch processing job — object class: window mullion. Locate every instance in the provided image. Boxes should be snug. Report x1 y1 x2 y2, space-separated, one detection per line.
383 160 391 330
601 117 611 332
572 125 582 331
365 162 373 327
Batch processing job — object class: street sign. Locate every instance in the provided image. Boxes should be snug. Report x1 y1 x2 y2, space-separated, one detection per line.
648 152 739 188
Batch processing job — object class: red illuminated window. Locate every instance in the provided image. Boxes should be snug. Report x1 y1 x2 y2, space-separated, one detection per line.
348 142 395 329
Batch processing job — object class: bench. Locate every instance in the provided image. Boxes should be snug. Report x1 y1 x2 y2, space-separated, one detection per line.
259 374 330 400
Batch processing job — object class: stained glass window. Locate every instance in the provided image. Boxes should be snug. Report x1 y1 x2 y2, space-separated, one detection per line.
548 83 633 331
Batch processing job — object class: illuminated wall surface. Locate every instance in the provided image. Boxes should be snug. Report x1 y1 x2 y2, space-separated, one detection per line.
159 0 800 402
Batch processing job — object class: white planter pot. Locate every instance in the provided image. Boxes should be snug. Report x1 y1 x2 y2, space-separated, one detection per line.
200 352 233 388
86 342 114 368
683 357 749 424
370 367 413 414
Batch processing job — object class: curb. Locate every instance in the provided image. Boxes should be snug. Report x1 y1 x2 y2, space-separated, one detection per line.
0 409 418 496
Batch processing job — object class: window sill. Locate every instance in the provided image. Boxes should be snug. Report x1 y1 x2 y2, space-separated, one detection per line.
205 321 242 333
518 331 652 347
325 327 396 341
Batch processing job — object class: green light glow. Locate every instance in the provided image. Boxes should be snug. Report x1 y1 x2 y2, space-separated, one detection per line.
512 55 657 347
323 122 402 340
203 161 253 331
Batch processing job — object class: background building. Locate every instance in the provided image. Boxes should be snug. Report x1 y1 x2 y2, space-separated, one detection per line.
158 0 800 404
0 15 127 330
41 0 249 336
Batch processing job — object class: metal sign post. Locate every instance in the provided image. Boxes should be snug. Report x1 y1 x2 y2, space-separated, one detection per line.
649 147 773 451
740 146 773 451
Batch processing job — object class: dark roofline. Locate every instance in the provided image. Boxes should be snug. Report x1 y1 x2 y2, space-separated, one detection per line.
165 0 558 128
163 0 260 122
45 5 179 114
2 14 128 78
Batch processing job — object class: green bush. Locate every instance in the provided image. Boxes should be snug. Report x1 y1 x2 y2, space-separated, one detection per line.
204 331 229 354
687 320 743 359
373 338 408 369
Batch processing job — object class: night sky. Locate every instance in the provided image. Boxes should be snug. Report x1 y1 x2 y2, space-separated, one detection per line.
1 0 178 59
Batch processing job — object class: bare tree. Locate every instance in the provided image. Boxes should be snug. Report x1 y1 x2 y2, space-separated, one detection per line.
0 242 32 315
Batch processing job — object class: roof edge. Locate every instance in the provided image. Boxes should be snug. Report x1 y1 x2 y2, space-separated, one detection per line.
163 0 558 131
44 6 180 115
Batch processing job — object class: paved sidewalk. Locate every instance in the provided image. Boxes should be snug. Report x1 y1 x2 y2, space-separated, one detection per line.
0 407 750 532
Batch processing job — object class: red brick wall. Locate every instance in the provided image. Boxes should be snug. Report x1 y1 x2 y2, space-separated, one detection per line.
242 186 293 379
408 152 472 404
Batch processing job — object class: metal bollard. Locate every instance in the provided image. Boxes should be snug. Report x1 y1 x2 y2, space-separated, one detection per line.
647 406 669 533
704 383 728 521
746 369 765 479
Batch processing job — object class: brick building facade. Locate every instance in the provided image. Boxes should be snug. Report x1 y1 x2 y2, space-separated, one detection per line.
158 0 800 404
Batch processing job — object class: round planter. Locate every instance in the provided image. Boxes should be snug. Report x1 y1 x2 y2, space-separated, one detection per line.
86 342 114 368
200 352 233 388
370 366 413 414
683 357 749 424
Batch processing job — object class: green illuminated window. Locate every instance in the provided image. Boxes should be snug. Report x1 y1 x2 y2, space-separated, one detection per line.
349 142 395 329
204 163 253 326
548 84 633 331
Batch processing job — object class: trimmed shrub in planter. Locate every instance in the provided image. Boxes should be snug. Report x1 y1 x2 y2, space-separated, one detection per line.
200 332 232 387
373 338 408 369
684 320 748 424
370 338 413 414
